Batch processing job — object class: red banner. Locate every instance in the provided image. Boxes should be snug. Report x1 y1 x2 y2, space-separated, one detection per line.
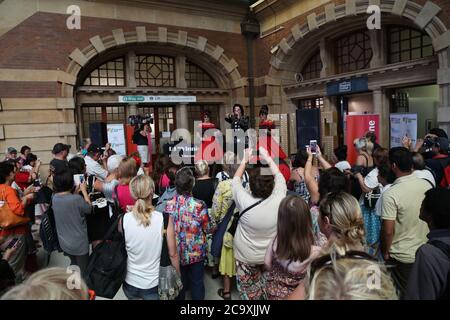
346 114 379 165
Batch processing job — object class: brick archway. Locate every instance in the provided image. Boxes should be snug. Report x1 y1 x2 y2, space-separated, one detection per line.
63 26 244 98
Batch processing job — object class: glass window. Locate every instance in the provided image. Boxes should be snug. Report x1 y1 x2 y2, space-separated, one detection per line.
135 55 176 87
388 26 434 63
185 61 218 88
81 105 126 138
83 58 125 87
335 30 373 73
301 51 323 81
298 98 324 109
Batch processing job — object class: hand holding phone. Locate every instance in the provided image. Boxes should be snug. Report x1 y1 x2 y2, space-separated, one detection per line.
310 140 318 155
73 174 85 187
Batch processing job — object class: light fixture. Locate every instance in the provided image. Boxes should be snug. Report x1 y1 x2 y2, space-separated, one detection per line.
270 45 279 54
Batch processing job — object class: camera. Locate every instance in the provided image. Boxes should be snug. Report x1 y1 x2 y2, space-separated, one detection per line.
128 114 153 126
422 136 437 153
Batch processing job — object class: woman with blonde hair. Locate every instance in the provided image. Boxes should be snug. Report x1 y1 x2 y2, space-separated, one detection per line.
192 160 218 209
1 267 91 300
305 256 397 300
115 156 139 213
289 191 386 300
122 175 180 300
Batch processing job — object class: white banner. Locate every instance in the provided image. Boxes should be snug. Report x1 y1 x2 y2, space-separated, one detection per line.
390 113 418 148
107 124 127 156
118 95 196 103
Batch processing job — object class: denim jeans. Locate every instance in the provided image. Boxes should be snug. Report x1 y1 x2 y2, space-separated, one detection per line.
123 282 159 300
179 261 205 300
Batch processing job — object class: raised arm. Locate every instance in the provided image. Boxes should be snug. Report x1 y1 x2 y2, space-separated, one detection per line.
316 146 332 170
305 147 320 204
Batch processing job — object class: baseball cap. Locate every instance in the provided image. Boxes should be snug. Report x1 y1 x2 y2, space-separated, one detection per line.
52 143 71 155
7 147 17 154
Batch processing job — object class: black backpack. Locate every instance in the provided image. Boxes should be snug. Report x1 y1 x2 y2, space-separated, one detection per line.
84 214 127 299
39 202 62 253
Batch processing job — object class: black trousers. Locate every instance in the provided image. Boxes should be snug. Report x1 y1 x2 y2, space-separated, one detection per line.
386 257 414 299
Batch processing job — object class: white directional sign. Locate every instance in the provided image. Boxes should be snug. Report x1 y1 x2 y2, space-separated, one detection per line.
119 95 196 103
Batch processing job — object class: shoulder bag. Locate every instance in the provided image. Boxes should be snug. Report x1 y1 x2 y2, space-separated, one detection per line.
159 212 183 300
0 186 30 230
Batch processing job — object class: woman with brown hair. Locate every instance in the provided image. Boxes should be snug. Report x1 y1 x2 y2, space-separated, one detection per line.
265 195 321 300
115 156 139 213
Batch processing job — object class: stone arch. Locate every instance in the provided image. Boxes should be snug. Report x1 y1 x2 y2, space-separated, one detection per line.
268 0 449 79
62 26 244 97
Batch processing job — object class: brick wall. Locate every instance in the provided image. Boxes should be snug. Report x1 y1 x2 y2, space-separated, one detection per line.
0 11 249 79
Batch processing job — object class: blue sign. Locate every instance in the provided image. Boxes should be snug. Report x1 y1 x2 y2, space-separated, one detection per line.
326 77 369 96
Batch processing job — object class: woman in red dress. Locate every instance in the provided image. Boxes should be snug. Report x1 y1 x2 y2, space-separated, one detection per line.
257 105 287 160
194 111 223 163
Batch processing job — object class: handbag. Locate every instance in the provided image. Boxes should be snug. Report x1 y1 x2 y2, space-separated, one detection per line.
159 212 182 300
39 198 62 253
226 199 264 237
84 214 127 299
0 186 30 230
211 202 236 258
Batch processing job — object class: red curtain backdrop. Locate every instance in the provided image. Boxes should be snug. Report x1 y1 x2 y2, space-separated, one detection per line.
346 114 380 165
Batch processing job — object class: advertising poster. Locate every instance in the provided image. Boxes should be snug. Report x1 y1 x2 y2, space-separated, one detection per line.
346 114 380 165
107 124 127 156
390 113 418 148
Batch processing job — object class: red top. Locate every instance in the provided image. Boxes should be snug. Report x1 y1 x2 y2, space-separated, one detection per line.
15 171 31 191
259 119 275 131
115 184 136 213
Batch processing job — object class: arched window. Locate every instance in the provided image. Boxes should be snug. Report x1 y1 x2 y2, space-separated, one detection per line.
83 58 125 86
335 30 373 73
135 55 175 87
185 61 218 88
301 51 323 81
388 26 434 63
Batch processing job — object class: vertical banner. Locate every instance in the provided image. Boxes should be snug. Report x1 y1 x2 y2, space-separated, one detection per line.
390 113 418 148
107 124 127 156
346 114 380 165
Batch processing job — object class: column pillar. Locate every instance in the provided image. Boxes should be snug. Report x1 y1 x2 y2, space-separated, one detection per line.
370 30 383 69
128 103 138 116
437 47 450 134
126 51 137 88
373 88 389 147
319 38 333 77
175 55 187 89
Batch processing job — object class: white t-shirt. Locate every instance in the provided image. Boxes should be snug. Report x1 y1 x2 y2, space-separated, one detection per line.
232 173 287 265
334 161 351 172
123 210 163 289
85 155 108 181
414 169 436 187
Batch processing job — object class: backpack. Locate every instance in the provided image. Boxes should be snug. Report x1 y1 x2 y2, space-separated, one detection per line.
363 187 381 209
84 214 127 299
39 202 62 253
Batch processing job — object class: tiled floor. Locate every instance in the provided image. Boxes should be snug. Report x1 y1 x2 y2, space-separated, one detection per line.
35 249 240 300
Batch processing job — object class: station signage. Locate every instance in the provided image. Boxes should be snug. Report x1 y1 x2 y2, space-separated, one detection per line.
326 77 368 96
119 95 197 103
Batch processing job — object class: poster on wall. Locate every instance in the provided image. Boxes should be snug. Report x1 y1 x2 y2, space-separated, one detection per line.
107 124 127 156
346 114 380 165
390 113 418 149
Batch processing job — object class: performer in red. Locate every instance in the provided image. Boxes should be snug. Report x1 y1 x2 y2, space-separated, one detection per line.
256 105 287 160
194 111 223 163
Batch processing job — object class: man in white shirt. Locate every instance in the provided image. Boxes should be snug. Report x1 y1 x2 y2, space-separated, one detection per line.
84 144 108 181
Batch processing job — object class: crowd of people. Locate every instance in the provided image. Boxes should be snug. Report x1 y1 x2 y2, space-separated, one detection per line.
1 124 450 300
